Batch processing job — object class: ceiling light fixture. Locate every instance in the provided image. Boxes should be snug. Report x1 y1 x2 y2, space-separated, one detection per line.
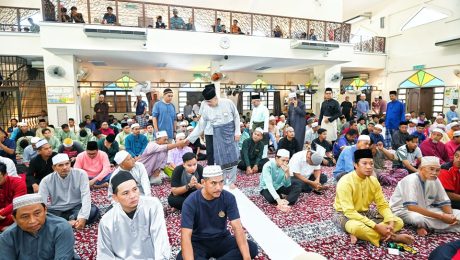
344 12 372 24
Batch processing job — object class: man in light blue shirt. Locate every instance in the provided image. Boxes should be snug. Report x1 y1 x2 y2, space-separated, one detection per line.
356 93 369 119
170 9 185 30
152 89 176 140
446 105 459 123
333 135 371 181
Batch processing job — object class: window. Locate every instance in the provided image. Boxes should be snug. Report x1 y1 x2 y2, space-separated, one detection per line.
300 93 313 110
401 7 448 31
432 87 444 117
242 91 276 111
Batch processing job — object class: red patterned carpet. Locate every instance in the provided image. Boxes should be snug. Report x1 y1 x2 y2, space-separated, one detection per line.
74 162 459 260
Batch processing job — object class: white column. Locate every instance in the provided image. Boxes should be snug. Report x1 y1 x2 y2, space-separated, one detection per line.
43 50 81 127
311 64 342 113
210 60 222 98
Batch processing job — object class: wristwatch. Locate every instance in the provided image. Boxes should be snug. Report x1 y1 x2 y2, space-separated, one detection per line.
186 184 191 190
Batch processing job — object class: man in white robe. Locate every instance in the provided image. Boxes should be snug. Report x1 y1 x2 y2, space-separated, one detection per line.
249 93 270 158
390 156 460 236
97 170 170 259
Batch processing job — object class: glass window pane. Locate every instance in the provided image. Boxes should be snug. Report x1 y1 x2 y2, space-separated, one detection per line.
434 100 443 106
398 89 406 94
435 87 444 93
434 94 444 99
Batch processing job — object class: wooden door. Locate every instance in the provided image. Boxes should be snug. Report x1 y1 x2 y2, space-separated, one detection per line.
407 89 420 114
420 88 434 117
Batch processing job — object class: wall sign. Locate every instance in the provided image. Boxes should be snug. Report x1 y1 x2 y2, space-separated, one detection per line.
47 87 75 104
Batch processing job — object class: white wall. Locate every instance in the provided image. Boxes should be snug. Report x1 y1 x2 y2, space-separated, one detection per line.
1 0 41 9
0 33 42 56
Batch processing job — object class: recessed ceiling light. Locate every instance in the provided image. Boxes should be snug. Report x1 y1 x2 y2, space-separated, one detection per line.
256 66 271 71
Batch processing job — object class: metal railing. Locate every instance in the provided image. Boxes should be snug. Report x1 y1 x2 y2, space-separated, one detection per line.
42 0 352 43
351 34 386 54
0 6 41 32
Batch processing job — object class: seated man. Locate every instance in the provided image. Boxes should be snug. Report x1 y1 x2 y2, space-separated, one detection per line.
420 128 449 164
108 150 151 200
429 240 460 260
35 119 54 139
0 156 18 177
371 141 408 186
333 135 371 181
98 171 171 259
333 149 414 246
124 123 148 159
42 128 61 152
278 127 301 158
259 149 301 212
238 122 250 150
167 133 193 169
392 135 422 173
445 130 460 161
74 141 111 188
439 147 460 209
168 152 204 210
58 138 84 165
144 124 155 142
0 194 77 259
39 154 99 230
26 139 57 193
58 124 77 142
0 163 26 231
237 127 269 174
290 145 327 194
138 131 187 185
97 134 119 165
390 156 460 236
369 124 385 145
304 122 320 145
22 136 40 165
333 129 358 159
0 130 16 164
177 165 258 260
312 128 335 166
412 122 426 145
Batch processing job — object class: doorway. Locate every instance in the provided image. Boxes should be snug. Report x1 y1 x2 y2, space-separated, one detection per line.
407 88 433 116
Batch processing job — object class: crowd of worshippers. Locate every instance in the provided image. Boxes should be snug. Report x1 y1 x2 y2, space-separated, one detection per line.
1 85 460 258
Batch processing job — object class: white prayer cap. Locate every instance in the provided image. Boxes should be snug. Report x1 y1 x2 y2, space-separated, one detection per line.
286 126 294 132
127 118 134 124
130 123 140 129
454 131 460 137
360 93 366 97
405 113 411 117
35 139 48 149
17 121 27 127
410 119 418 124
288 92 297 99
156 131 168 139
31 137 40 144
269 115 276 121
114 150 130 165
383 112 386 115
420 156 440 167
375 124 384 131
13 194 44 210
254 127 263 134
437 124 446 130
436 115 444 119
451 122 459 128
450 104 457 107
277 149 290 158
280 115 285 118
432 128 444 134
177 113 183 116
357 135 371 142
311 122 319 128
52 153 70 165
240 122 244 126
180 121 188 126
453 117 459 121
187 126 194 130
202 165 223 178
176 132 186 139
310 145 325 166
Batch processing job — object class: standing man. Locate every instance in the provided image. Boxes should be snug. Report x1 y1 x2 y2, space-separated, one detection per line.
249 93 270 158
0 194 77 259
186 84 241 188
385 91 405 135
98 171 171 259
152 88 176 141
357 93 369 119
134 95 148 128
94 94 109 125
446 104 459 123
319 88 341 142
340 96 353 121
177 165 258 260
287 92 307 148
378 96 387 116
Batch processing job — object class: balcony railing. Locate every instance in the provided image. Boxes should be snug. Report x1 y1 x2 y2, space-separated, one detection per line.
351 34 386 54
0 6 41 32
42 0 352 43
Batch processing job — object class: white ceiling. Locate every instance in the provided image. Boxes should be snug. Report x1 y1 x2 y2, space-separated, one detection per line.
342 0 389 21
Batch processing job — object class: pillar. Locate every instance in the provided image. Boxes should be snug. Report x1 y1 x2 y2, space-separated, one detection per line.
311 64 342 112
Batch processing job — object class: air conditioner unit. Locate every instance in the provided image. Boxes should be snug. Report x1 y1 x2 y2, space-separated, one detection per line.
290 39 340 51
84 25 147 40
435 35 460 46
31 61 44 69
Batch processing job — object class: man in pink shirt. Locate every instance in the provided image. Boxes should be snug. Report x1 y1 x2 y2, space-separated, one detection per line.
446 131 460 162
420 128 449 164
74 141 111 188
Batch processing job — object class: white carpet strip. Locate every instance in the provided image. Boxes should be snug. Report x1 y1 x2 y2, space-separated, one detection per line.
225 186 326 260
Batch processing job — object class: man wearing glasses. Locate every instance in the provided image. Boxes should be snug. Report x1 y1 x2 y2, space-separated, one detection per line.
319 87 341 142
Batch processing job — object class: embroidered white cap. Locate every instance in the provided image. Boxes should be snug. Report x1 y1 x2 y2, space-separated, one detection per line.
130 123 140 129
454 131 460 137
360 93 366 97
288 92 297 99
436 115 444 119
437 124 446 130
176 132 186 139
310 145 325 166
17 122 27 127
374 124 384 131
13 194 44 210
35 139 48 149
202 165 223 178
277 149 290 158
114 150 130 165
156 131 168 139
357 135 371 141
180 121 188 126
432 128 444 134
269 115 276 121
420 156 440 167
254 127 263 134
452 117 459 121
311 122 319 128
31 137 41 144
52 153 70 165
410 119 418 124
187 126 194 130
405 113 411 117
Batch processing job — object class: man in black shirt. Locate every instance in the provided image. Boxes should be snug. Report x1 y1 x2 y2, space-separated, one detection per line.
237 128 269 174
26 139 56 193
14 122 34 142
392 121 409 150
278 127 301 158
361 122 375 135
312 128 335 166
319 88 341 142
340 96 353 121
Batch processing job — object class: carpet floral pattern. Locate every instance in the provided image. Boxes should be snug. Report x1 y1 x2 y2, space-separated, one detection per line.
74 162 459 259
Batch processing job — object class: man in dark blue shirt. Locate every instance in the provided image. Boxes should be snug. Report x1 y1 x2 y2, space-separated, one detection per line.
134 95 148 128
102 6 116 24
0 130 16 163
177 165 258 260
